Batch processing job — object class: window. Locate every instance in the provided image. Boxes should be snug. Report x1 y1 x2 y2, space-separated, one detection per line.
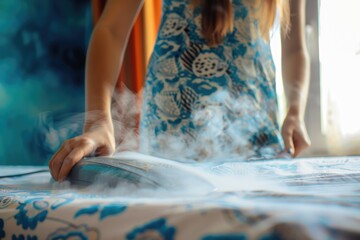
319 0 360 155
272 1 360 156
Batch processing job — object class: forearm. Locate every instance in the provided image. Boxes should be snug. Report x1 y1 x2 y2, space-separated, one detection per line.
282 49 310 118
85 26 128 125
83 0 144 129
281 0 309 119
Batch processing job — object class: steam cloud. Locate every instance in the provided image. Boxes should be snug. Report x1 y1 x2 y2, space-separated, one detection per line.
41 85 291 197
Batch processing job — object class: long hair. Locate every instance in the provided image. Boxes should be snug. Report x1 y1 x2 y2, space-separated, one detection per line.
193 0 290 45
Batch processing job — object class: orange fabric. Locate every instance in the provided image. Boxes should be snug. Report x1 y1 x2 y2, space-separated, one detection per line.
91 0 106 24
143 0 162 61
129 15 145 92
91 0 161 136
91 0 162 93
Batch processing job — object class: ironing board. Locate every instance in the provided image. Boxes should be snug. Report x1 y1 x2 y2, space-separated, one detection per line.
1 156 360 239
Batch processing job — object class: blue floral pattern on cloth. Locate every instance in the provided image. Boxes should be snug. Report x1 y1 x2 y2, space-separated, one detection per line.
50 197 74 210
11 234 38 240
202 234 247 240
74 204 127 220
1 158 360 240
126 218 176 240
14 198 49 230
0 196 14 209
0 219 5 239
140 0 285 161
47 225 99 240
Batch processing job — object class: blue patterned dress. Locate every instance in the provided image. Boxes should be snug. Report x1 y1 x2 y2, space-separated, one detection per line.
140 0 285 161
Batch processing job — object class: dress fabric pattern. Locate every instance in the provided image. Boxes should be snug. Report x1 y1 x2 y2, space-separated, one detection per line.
140 0 285 161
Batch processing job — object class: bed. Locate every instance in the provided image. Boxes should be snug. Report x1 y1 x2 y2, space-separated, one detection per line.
1 155 360 240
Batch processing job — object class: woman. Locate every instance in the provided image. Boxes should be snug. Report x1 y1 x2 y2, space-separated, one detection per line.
49 0 311 181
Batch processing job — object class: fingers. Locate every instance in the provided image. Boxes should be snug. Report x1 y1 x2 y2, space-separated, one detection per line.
57 141 95 181
49 144 69 180
282 129 295 157
281 115 311 158
282 128 311 157
49 138 95 181
292 130 311 157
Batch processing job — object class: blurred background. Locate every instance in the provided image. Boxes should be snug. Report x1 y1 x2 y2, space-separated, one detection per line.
0 1 90 165
0 0 359 165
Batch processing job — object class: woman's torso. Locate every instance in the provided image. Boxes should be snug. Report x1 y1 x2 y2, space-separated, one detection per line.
140 0 285 161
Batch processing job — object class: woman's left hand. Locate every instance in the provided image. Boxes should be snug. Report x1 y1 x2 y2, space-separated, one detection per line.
281 113 311 157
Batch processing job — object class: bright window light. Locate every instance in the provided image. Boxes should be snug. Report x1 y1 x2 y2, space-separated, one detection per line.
319 0 360 136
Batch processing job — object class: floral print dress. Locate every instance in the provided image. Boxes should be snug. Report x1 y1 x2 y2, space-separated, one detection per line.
140 0 285 161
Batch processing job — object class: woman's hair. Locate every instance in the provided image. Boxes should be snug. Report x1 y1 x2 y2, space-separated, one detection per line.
194 0 290 45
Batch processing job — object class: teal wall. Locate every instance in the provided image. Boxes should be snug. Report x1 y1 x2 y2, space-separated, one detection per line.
0 1 92 165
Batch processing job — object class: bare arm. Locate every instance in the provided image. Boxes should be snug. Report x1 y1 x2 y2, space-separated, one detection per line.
280 0 311 156
281 0 310 118
49 0 144 181
85 0 145 124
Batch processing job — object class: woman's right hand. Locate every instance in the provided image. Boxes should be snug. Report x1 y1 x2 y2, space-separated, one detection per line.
48 120 115 181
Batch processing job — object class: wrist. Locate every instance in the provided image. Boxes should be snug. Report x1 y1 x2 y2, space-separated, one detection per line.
286 105 304 119
84 110 113 132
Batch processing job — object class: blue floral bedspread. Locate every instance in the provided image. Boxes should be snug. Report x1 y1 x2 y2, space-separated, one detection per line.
1 156 360 240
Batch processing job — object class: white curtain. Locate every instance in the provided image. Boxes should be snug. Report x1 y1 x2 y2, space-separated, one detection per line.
319 0 360 155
